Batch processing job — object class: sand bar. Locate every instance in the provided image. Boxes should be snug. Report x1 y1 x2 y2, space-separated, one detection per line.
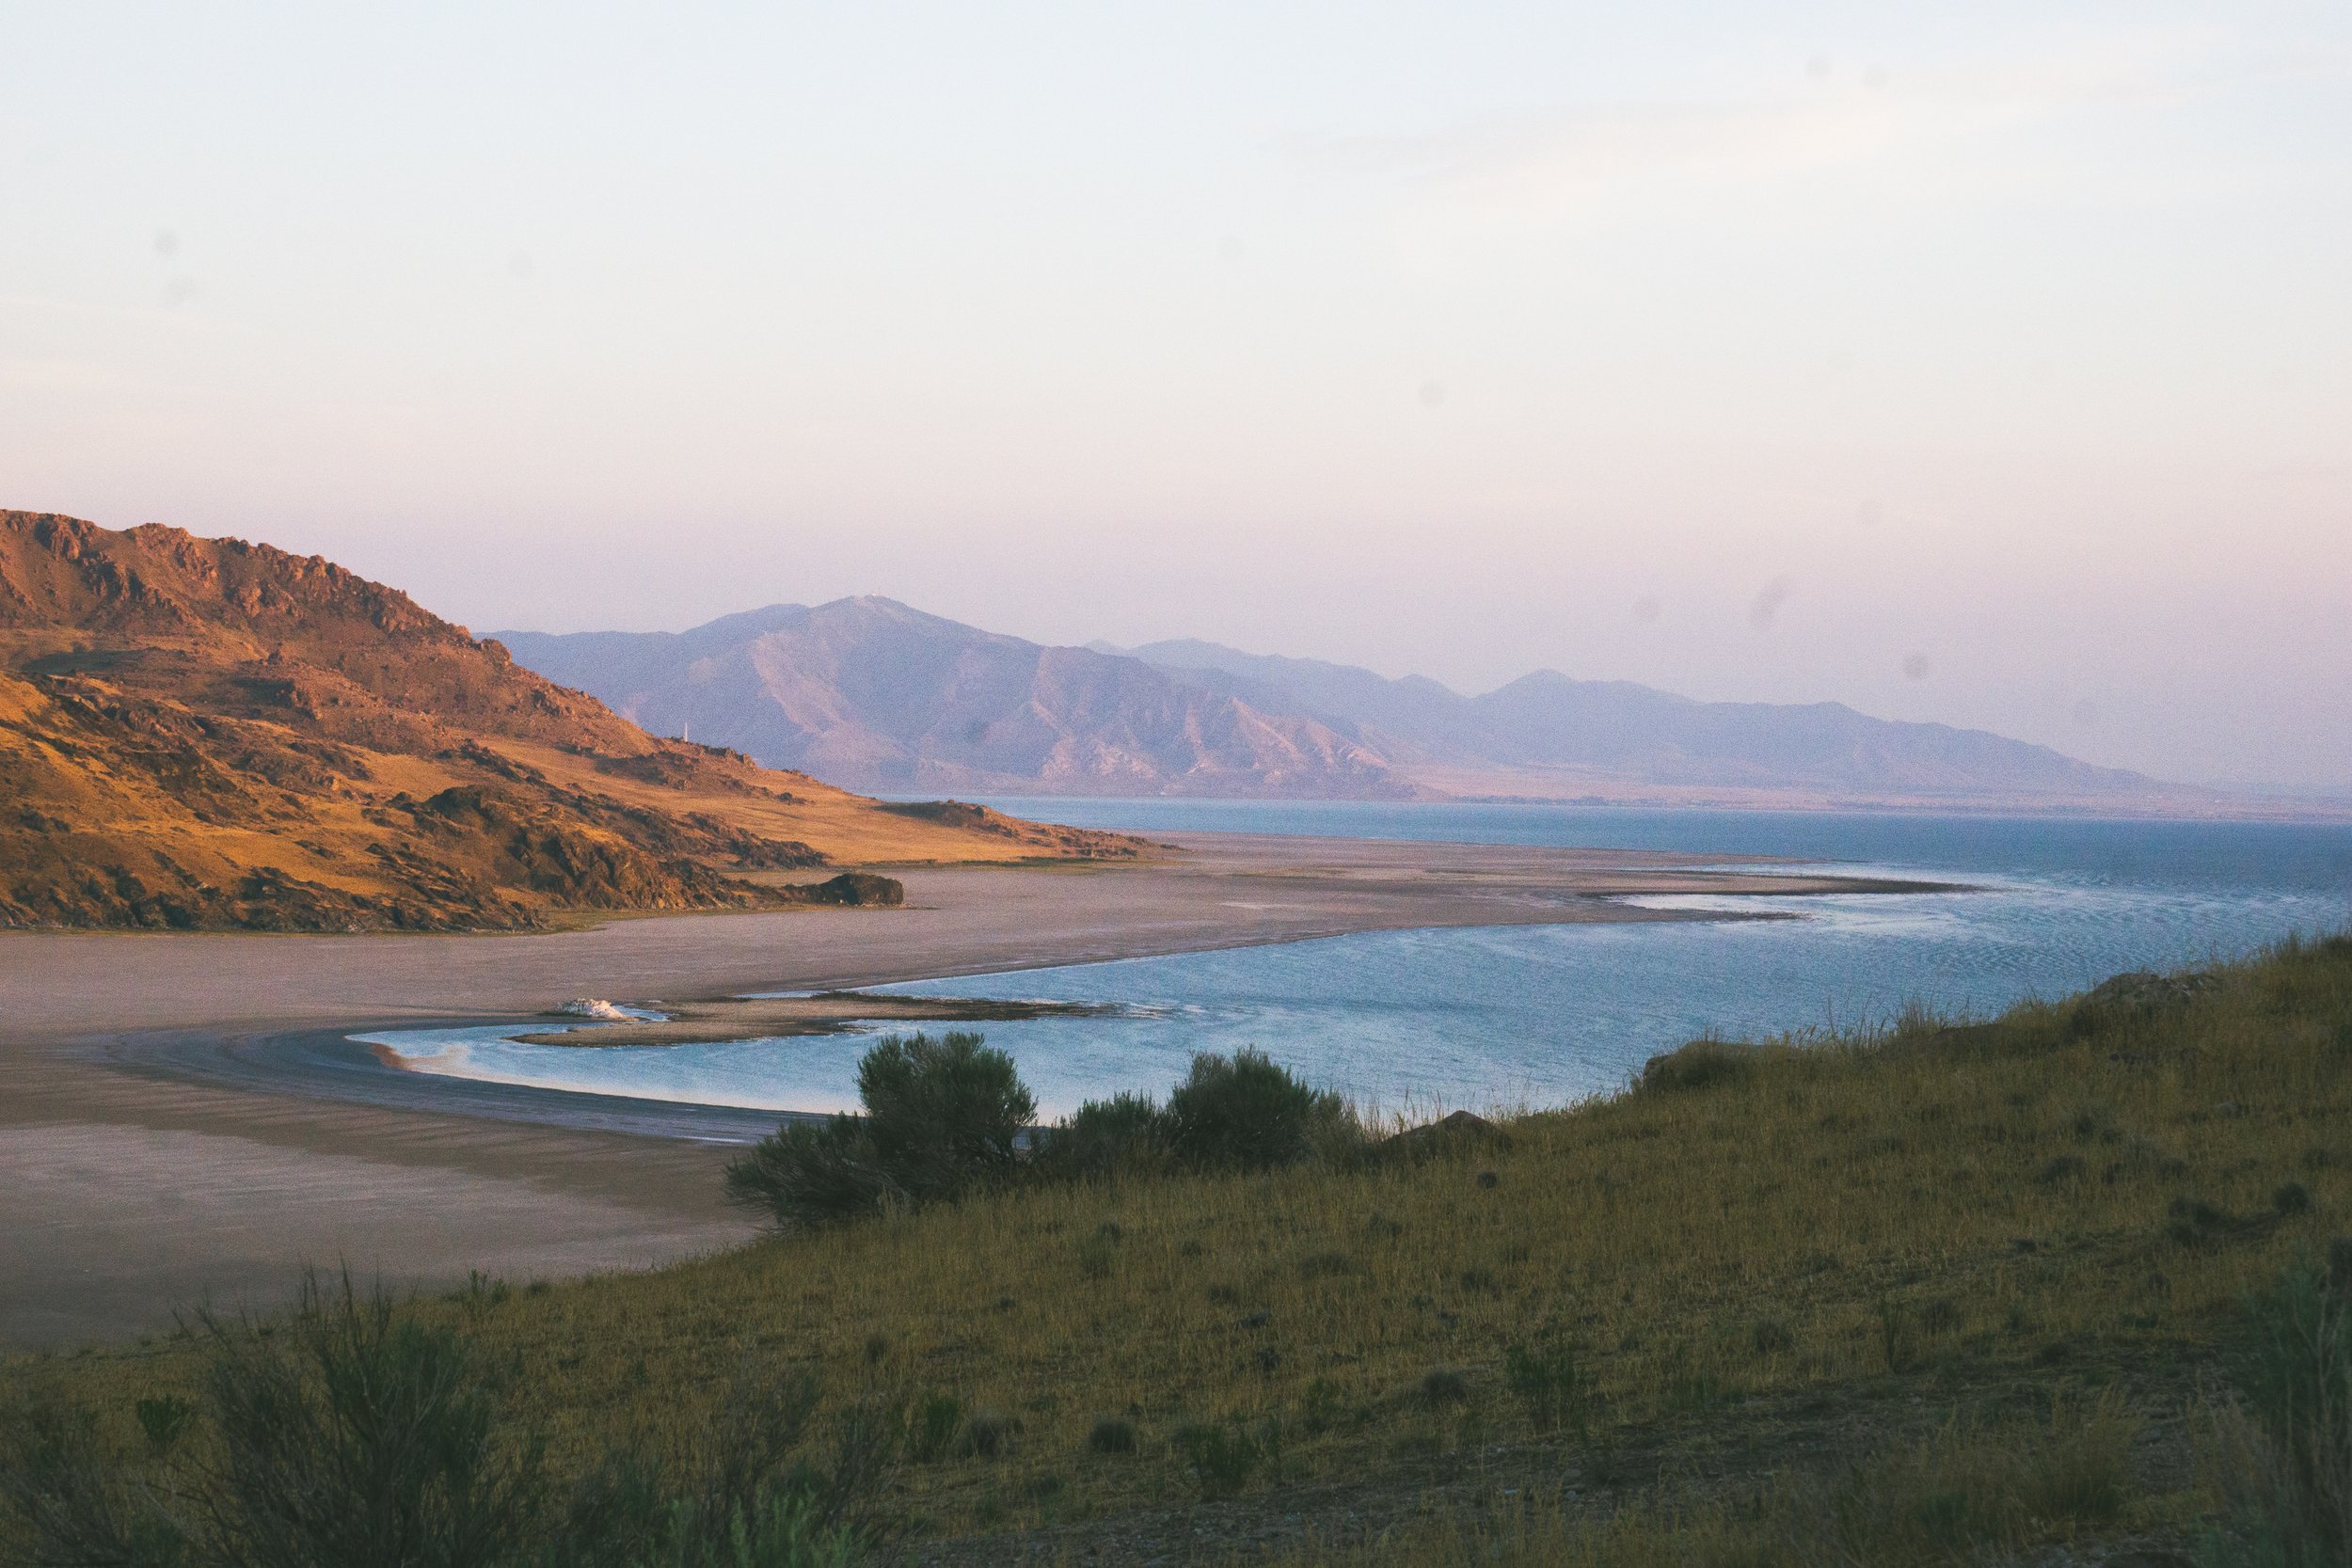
0 832 1960 1347
507 992 1123 1048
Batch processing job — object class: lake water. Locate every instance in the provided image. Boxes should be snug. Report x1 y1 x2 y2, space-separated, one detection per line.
365 803 2352 1120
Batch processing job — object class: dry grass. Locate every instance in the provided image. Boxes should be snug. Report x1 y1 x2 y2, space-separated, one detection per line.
12 934 2351 1554
491 738 1143 868
1255 1391 2141 1565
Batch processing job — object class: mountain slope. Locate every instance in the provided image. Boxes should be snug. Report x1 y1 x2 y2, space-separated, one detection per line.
499 599 1419 799
0 513 1136 930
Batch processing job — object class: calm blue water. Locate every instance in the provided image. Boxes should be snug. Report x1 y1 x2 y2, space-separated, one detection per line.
367 803 2352 1119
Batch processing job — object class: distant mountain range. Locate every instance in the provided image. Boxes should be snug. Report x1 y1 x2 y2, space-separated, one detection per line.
498 598 2225 813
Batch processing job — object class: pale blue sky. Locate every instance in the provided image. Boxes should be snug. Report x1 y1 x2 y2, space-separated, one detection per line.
3 3 2347 786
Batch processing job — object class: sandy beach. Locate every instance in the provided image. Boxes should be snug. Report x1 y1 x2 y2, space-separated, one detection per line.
0 832 1954 1348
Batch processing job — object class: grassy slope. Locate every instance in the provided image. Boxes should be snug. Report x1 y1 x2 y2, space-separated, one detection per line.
13 936 2350 1560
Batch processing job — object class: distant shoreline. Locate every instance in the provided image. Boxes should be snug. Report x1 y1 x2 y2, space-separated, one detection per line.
958 788 2352 827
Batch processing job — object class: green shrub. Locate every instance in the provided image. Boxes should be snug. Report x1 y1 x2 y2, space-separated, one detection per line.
724 1116 897 1229
1076 1228 1119 1281
0 1388 188 1567
856 1032 1033 1203
2203 1259 2352 1564
1636 1038 1758 1094
548 1358 891 1568
907 1395 964 1465
726 1032 1034 1228
1085 1417 1137 1456
1503 1340 1590 1436
199 1273 538 1568
0 1277 887 1568
1175 1421 1259 1498
1162 1050 1355 1172
133 1394 193 1458
960 1410 1014 1460
1034 1092 1166 1181
1419 1369 1470 1406
0 1272 540 1568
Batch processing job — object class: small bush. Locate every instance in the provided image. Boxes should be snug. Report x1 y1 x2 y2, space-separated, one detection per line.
1176 1421 1259 1498
133 1394 192 1457
0 1274 895 1568
1420 1369 1470 1406
1076 1230 1118 1280
961 1410 1014 1460
907 1394 964 1465
199 1274 539 1568
857 1031 1034 1204
1162 1050 1357 1171
2204 1259 2352 1562
1637 1038 1757 1094
727 1032 1033 1228
1034 1092 1166 1181
1503 1340 1589 1436
725 1116 897 1229
554 1357 891 1568
2169 1196 2238 1247
1086 1417 1137 1456
0 1389 186 1567
0 1272 541 1568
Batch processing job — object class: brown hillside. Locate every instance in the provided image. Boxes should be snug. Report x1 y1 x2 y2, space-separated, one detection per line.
0 512 1140 931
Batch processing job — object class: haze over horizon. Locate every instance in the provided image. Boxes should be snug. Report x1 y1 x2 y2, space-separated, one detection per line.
4 3 2347 789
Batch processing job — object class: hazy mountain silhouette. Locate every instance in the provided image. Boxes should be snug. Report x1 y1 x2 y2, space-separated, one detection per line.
1114 639 2164 799
499 599 1412 799
501 601 2201 810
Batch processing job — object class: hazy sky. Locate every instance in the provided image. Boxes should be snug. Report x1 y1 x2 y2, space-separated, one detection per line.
4 3 2347 789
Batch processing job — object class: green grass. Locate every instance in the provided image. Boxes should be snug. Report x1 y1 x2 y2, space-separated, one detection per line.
10 932 2352 1560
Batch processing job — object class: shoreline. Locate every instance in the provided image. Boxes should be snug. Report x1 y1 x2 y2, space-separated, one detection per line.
0 831 1963 1349
0 832 1963 1041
